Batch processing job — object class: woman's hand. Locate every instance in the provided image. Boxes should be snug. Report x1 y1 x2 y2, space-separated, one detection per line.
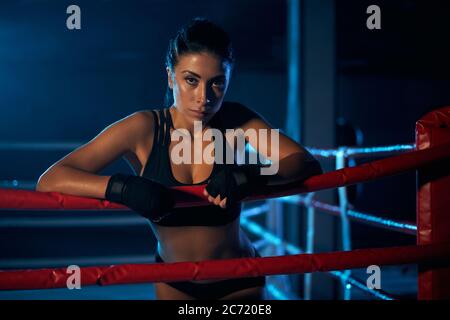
203 188 228 209
203 164 269 209
105 174 175 222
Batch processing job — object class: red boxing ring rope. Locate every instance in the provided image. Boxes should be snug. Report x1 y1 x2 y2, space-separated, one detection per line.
1 242 449 290
0 134 449 292
1 140 450 211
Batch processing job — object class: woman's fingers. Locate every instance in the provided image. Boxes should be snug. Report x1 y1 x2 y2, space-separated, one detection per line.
203 188 227 209
219 198 227 209
213 195 222 205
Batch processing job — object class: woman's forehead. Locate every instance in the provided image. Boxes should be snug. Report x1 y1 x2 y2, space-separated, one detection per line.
175 52 230 76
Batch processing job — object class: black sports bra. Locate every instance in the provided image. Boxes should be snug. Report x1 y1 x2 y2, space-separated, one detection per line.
141 103 242 227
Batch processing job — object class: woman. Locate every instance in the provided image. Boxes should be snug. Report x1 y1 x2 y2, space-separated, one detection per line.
36 18 322 300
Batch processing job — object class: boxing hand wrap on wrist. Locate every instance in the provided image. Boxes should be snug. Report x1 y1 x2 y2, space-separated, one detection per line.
205 164 270 207
105 173 130 203
105 173 175 222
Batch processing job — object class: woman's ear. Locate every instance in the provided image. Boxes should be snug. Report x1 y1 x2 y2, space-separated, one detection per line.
166 67 174 90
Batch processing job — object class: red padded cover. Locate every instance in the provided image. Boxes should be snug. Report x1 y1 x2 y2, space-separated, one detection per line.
416 106 450 299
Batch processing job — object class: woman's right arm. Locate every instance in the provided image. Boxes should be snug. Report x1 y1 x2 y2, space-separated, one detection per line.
35 111 154 199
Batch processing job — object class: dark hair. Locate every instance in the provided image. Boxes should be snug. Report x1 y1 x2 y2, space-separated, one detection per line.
164 17 235 107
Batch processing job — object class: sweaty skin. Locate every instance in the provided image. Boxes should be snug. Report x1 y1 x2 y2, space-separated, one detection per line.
36 51 321 300
143 52 320 299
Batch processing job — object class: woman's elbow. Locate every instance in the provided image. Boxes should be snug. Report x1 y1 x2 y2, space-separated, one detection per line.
302 159 323 179
36 169 61 193
310 160 323 175
35 174 51 192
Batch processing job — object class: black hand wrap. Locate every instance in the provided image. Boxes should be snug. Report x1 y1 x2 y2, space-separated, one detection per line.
104 174 175 222
205 164 270 207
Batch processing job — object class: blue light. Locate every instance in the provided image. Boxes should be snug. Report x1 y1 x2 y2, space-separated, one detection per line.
241 217 395 300
348 209 417 232
307 144 416 158
339 272 393 300
276 196 416 234
346 144 416 156
267 284 290 300
241 217 297 250
240 204 269 218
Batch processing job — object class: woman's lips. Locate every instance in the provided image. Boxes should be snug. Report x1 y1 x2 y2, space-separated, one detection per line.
190 109 209 117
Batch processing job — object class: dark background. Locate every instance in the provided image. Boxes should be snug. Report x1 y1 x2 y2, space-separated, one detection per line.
1 0 449 299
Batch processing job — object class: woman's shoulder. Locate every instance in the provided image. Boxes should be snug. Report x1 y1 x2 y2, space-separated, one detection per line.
123 108 161 159
133 107 167 126
125 109 155 128
120 108 159 143
135 108 158 118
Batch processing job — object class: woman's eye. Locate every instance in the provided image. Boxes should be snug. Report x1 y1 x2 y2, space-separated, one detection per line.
186 77 198 85
213 80 225 87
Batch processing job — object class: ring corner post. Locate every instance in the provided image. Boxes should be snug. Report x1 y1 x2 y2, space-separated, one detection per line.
416 106 450 300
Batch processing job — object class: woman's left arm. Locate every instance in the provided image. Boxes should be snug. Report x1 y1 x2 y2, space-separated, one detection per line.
204 103 323 208
239 109 323 186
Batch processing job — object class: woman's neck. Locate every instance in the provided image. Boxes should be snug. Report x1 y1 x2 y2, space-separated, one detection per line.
169 106 211 139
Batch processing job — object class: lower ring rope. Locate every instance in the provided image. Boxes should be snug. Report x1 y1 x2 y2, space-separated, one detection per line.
1 242 449 290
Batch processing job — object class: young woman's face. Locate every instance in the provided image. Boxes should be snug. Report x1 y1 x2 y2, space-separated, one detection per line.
167 51 232 123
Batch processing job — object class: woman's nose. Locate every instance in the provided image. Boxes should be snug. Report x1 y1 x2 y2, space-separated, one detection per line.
196 85 212 106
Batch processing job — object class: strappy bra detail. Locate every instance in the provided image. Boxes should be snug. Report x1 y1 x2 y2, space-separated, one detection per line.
141 105 241 227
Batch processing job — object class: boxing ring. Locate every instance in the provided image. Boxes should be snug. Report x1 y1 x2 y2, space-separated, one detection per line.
0 107 449 300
